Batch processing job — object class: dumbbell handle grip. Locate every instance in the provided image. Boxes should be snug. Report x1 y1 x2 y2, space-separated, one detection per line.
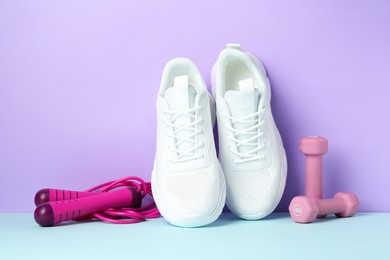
305 155 323 199
34 188 137 226
316 197 344 216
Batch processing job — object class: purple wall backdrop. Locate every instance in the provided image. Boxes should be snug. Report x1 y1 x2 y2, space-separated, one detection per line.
1 1 389 212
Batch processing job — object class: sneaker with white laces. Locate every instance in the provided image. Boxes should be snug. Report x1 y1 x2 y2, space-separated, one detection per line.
211 44 287 220
152 58 226 227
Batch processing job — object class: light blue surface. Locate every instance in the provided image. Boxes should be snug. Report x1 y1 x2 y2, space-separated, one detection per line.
0 212 389 259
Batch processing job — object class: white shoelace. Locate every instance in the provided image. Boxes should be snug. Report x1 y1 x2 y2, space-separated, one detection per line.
223 109 266 163
165 106 204 163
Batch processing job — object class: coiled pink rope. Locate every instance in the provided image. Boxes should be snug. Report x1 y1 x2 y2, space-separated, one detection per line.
83 176 160 224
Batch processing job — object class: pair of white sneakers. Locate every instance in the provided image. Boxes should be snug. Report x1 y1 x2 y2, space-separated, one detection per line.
152 44 287 227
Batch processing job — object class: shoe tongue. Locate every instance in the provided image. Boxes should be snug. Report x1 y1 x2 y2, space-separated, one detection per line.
164 75 197 160
165 75 196 113
224 79 260 118
224 78 260 155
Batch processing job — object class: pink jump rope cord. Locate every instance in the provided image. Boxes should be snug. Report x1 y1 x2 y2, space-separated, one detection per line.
84 176 160 224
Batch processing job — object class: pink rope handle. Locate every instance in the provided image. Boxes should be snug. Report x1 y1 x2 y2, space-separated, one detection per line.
82 176 160 224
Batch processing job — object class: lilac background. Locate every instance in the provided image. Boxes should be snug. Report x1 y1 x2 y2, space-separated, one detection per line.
1 1 389 212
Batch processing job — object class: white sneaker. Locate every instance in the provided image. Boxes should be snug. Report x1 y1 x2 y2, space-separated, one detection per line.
211 44 287 220
152 58 226 227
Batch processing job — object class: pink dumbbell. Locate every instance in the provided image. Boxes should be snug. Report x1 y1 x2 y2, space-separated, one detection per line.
289 136 359 223
300 136 328 199
289 192 359 223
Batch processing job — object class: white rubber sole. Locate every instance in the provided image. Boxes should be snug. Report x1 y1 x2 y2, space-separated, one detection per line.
211 50 288 220
151 161 226 228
